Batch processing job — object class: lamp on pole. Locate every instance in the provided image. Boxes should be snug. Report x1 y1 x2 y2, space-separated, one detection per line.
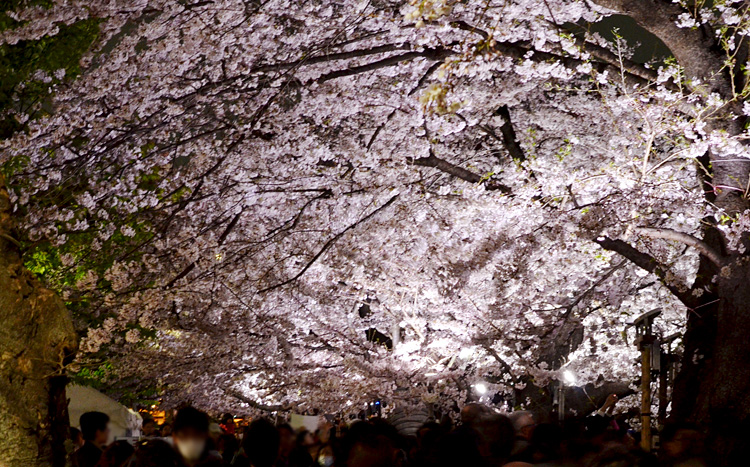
657 332 680 427
555 369 576 423
633 308 661 452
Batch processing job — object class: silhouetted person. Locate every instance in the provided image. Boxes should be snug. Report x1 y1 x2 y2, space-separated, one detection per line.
132 438 181 467
172 406 223 467
234 418 280 467
276 424 295 467
78 411 111 467
659 422 706 467
141 418 158 437
96 440 135 467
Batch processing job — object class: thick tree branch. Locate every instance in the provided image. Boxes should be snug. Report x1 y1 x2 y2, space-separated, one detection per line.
452 19 657 87
253 43 413 74
495 105 526 163
316 47 452 84
594 236 695 307
227 390 289 413
410 151 512 193
587 0 727 94
636 227 725 267
561 260 627 319
479 343 519 385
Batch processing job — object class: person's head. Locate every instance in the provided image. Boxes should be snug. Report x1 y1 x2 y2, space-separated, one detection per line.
529 422 564 463
460 403 490 427
278 423 295 457
96 440 134 467
473 413 515 460
208 422 223 442
416 422 442 450
297 429 316 447
70 426 85 450
80 411 111 447
218 433 240 463
509 411 535 440
590 444 659 467
660 422 704 461
342 420 405 467
132 439 180 467
317 422 334 444
141 418 156 436
317 444 335 467
242 418 280 467
160 423 172 437
220 413 236 429
426 425 483 467
172 406 210 463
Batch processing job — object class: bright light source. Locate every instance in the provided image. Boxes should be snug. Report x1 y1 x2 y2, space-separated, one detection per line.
459 347 475 359
474 383 488 395
563 370 576 385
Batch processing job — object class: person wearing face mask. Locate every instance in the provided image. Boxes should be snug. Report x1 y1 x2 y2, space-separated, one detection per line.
316 445 334 467
77 411 112 467
172 406 224 467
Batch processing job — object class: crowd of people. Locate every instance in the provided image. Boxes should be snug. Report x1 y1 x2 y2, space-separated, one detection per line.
70 399 706 467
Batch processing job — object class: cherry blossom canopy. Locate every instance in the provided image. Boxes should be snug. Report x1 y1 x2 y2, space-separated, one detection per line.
2 0 749 415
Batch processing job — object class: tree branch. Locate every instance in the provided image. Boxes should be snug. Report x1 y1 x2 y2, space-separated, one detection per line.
480 343 519 385
635 227 724 267
594 236 695 307
587 0 726 93
410 150 512 193
226 390 289 413
253 43 413 74
367 60 443 150
316 47 452 84
258 194 400 293
494 105 526 163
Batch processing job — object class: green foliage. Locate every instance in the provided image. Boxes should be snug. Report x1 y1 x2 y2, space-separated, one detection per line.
71 362 114 390
0 5 100 138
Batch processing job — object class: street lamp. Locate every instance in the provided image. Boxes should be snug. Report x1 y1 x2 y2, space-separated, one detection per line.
474 382 488 396
633 308 662 453
556 368 576 422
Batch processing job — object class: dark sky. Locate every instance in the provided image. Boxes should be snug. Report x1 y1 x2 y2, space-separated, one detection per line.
570 14 672 66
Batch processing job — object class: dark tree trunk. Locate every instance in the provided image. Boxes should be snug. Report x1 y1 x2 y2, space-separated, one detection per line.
672 255 750 466
0 180 78 467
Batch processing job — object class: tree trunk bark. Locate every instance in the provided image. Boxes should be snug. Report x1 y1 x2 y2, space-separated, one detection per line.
672 250 750 466
0 180 78 467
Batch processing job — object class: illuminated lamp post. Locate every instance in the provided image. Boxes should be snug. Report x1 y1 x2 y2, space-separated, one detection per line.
633 308 661 452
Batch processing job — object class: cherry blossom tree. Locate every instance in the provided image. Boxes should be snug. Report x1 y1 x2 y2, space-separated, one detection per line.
2 0 750 465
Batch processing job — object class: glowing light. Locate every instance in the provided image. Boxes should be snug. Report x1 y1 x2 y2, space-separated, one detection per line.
474 383 488 395
563 370 576 385
459 347 475 359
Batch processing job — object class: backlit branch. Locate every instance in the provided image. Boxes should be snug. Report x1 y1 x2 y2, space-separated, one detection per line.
258 194 400 293
595 236 695 307
411 150 512 193
636 227 724 268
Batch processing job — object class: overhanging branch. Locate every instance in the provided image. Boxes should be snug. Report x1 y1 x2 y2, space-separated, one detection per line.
258 194 400 293
594 236 695 307
410 150 512 193
227 390 289 413
636 227 724 267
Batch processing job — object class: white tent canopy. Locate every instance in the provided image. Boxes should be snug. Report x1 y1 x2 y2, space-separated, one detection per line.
67 385 142 438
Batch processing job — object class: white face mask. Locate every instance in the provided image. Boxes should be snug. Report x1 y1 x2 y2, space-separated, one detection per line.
177 439 206 461
318 455 334 467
